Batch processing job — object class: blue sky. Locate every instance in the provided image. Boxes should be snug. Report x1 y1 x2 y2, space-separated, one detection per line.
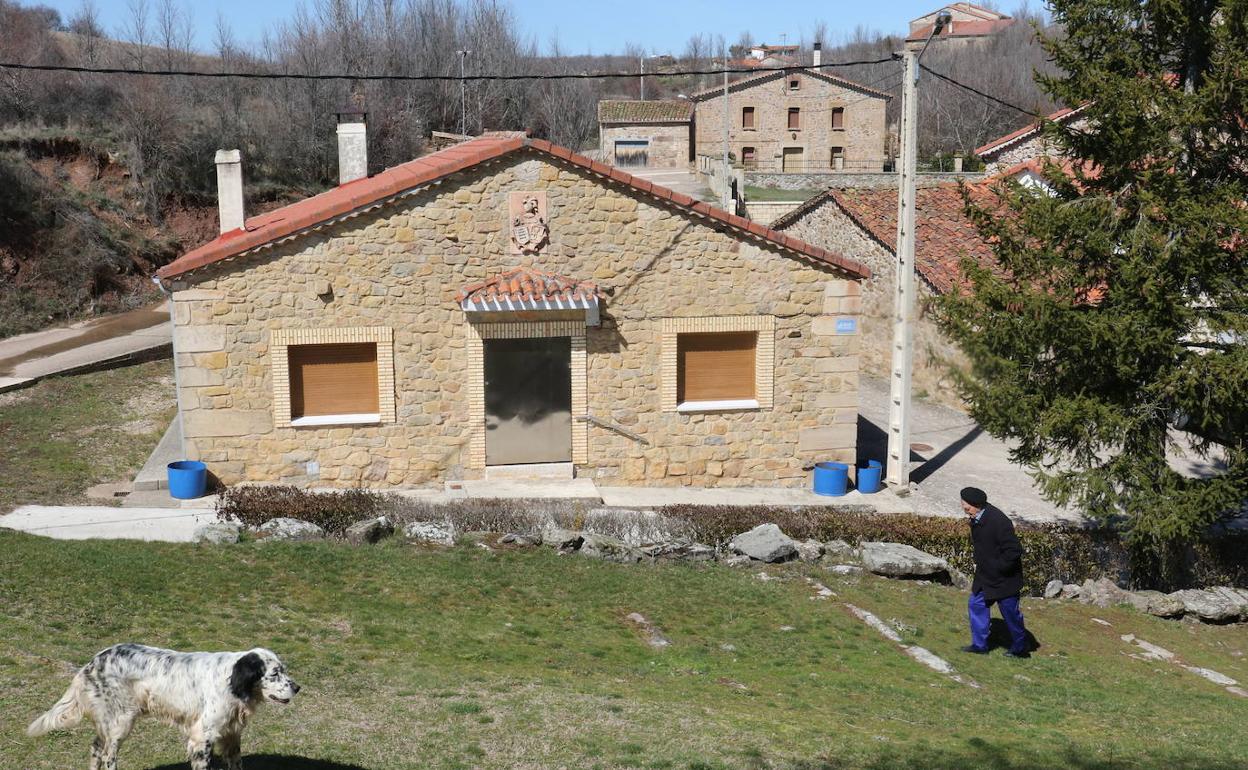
34 0 1000 56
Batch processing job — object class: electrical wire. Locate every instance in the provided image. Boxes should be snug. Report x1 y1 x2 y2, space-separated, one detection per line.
918 62 1044 118
0 56 898 83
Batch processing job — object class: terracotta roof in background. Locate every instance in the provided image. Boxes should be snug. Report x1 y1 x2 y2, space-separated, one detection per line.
597 100 693 124
905 18 1014 41
457 267 602 309
974 104 1088 158
689 67 892 101
772 184 1006 294
157 136 870 282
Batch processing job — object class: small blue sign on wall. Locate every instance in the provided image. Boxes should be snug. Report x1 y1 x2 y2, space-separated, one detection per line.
835 317 857 334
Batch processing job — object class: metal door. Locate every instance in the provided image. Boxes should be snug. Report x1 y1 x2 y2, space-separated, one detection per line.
483 337 572 465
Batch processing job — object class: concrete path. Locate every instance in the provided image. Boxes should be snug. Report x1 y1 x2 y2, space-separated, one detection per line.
0 302 172 392
0 505 216 542
597 485 912 513
856 375 1082 525
628 168 717 203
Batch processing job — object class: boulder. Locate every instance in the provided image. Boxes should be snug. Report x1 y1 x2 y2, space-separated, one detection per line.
640 540 716 561
948 567 972 591
256 517 324 542
541 524 584 551
729 524 798 563
1044 580 1064 599
1131 590 1186 618
194 522 240 544
1059 583 1083 600
822 540 859 563
859 542 949 578
1168 589 1240 622
795 539 825 563
1209 587 1248 619
1080 578 1132 608
580 533 643 564
498 532 539 547
721 554 754 568
345 516 394 545
404 520 455 546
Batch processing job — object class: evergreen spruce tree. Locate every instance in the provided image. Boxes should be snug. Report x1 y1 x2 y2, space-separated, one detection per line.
937 0 1248 576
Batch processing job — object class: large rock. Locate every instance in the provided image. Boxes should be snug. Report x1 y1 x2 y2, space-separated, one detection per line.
639 540 716 562
859 542 949 578
345 516 394 545
729 524 798 563
1080 578 1132 608
194 522 240 544
1209 587 1248 619
1044 580 1064 599
1059 583 1083 600
404 520 455 546
822 540 859 563
1131 590 1186 618
580 533 642 564
1168 589 1241 622
256 517 325 542
541 524 584 551
795 539 825 563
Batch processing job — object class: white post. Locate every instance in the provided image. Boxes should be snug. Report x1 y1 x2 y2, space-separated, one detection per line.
886 48 919 490
457 49 470 136
721 55 730 209
336 120 368 185
640 56 645 100
214 149 244 234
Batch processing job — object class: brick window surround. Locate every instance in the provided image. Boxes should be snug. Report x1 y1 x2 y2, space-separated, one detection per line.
271 327 395 428
466 320 588 469
661 316 775 412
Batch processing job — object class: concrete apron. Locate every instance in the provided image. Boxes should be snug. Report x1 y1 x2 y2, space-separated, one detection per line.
0 506 216 542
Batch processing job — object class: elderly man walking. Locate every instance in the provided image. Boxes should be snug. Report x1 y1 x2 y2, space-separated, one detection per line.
959 487 1030 658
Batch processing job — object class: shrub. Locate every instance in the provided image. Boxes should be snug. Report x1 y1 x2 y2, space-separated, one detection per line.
217 485 382 535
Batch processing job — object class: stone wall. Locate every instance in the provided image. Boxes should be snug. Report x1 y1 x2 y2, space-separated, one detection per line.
745 171 986 191
694 72 888 173
744 200 802 223
169 152 863 489
773 199 968 407
982 117 1090 173
600 123 691 168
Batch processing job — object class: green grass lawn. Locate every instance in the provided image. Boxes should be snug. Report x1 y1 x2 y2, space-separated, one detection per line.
0 360 175 510
2 532 1245 770
743 186 823 203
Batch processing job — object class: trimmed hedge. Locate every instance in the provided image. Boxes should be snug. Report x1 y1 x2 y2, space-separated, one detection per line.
217 485 383 535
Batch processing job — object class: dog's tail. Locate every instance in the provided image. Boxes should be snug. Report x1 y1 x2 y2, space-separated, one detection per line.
27 671 86 737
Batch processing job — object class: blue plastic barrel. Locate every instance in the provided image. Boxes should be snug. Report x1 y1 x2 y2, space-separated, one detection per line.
857 459 882 494
167 460 208 499
812 461 849 496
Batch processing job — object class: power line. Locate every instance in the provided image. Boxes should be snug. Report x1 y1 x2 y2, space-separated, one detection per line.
918 62 1043 118
0 57 897 83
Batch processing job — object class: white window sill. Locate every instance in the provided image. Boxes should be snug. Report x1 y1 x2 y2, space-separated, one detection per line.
290 413 380 427
677 399 759 413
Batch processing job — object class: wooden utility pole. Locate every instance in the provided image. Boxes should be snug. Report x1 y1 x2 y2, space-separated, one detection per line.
886 47 919 489
457 49 471 136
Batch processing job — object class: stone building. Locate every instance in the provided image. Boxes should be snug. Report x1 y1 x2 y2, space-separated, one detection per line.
690 67 889 173
908 3 1014 45
155 133 870 489
771 183 1005 405
975 104 1089 173
597 100 693 168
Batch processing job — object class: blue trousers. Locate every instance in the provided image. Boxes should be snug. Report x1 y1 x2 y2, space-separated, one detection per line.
968 591 1027 653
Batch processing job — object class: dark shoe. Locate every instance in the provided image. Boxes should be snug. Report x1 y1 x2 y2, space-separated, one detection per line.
961 645 989 655
1004 650 1031 659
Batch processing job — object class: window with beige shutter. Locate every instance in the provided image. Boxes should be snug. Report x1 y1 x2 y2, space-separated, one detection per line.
288 343 379 419
742 106 755 129
831 107 845 130
677 332 757 403
788 107 801 130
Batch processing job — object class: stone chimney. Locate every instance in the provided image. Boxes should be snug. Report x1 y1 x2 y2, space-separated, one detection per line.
812 42 821 68
336 107 368 185
214 149 244 234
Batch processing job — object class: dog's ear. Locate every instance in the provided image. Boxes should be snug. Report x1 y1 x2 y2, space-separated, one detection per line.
229 652 265 701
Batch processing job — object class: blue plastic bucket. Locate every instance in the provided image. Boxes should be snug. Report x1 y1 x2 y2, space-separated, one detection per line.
167 460 208 500
857 459 883 494
812 461 849 496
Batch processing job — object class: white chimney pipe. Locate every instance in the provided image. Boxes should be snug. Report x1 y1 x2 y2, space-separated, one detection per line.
813 42 821 68
214 149 244 234
337 119 368 185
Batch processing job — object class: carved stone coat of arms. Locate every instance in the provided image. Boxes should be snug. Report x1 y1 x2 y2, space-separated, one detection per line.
508 191 550 255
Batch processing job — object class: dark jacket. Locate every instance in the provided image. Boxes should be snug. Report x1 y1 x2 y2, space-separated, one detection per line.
970 504 1025 601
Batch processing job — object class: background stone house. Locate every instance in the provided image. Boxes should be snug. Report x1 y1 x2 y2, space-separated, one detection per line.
975 104 1089 173
690 69 890 173
772 183 1005 405
597 100 693 169
156 135 870 489
908 2 1015 45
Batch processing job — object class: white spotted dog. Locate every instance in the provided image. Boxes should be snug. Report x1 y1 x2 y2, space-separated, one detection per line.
27 643 300 770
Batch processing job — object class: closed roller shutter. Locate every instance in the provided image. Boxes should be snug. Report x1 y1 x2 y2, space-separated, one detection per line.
677 332 756 403
289 343 379 418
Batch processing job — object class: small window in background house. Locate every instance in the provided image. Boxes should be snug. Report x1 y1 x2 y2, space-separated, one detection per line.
289 343 379 420
742 147 756 166
742 106 755 129
677 331 757 404
788 107 800 130
831 107 845 129
789 77 800 91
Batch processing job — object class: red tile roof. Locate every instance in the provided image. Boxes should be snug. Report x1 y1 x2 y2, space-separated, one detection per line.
906 18 1014 41
598 100 693 124
157 136 870 282
689 68 892 102
974 104 1087 159
771 184 1006 294
457 267 602 309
